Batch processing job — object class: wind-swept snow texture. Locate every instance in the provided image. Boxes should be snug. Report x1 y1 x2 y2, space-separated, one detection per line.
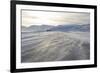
21 31 90 63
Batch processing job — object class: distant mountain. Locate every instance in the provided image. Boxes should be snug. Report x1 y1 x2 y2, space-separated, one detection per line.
21 24 90 32
22 25 54 32
21 26 27 30
48 24 90 32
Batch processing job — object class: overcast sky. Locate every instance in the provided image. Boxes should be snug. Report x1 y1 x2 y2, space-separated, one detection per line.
22 10 90 27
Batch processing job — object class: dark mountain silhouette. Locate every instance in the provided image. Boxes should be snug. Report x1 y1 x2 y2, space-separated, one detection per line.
22 25 54 32
22 24 90 32
47 24 90 32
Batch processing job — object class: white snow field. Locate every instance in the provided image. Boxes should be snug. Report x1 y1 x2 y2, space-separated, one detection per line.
21 31 90 63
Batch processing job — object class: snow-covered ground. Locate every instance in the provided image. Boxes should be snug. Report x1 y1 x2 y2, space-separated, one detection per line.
21 31 90 63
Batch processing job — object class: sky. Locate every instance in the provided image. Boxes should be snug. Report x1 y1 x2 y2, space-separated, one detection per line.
22 10 90 27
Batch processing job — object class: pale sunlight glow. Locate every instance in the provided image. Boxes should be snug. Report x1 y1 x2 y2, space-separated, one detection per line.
22 10 90 27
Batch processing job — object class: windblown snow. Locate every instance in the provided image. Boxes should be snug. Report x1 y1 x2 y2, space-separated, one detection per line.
21 28 90 62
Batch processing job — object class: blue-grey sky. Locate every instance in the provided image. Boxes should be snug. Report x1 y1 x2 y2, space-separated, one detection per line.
22 10 90 27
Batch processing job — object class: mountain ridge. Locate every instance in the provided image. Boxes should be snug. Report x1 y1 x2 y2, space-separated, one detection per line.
22 24 90 32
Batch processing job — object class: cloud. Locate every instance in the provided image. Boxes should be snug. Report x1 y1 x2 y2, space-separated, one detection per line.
22 10 90 27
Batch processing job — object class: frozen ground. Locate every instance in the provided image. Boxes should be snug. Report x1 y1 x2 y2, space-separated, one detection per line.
21 31 90 63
